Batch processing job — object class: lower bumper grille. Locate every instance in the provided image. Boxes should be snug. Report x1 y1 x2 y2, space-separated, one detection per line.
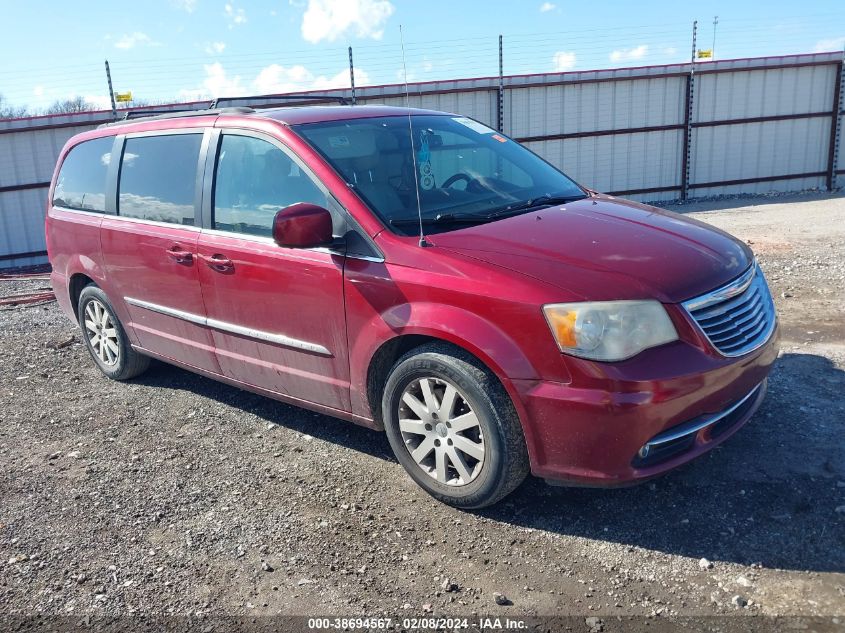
633 381 766 468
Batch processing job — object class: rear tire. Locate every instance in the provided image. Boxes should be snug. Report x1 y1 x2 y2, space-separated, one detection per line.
77 284 150 381
382 343 529 509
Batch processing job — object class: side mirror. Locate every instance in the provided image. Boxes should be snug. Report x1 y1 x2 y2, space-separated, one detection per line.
272 203 333 248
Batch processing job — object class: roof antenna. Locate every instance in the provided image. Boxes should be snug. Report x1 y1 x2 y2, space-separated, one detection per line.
400 24 428 247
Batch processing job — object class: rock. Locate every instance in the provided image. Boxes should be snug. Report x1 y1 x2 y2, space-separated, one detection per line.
494 592 511 606
67 450 81 459
736 575 752 587
261 561 274 572
297 578 313 586
422 603 432 612
441 578 459 592
699 558 714 570
585 617 604 632
731 595 748 608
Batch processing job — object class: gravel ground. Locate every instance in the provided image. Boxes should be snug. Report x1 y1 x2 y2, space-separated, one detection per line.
1 192 844 628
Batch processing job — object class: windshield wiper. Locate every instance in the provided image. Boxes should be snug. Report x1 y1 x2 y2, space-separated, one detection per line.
487 192 587 216
390 213 492 227
389 192 587 228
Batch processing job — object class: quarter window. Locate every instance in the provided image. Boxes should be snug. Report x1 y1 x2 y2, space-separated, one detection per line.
52 136 113 213
118 134 202 226
214 134 327 237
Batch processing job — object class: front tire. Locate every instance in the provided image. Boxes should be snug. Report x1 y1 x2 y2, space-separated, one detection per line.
382 343 529 509
77 284 150 381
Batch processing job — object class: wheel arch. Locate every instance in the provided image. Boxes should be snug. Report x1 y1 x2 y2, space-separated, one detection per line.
356 303 538 438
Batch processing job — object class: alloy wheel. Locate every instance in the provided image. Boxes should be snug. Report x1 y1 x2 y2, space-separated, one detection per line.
83 299 120 366
398 377 485 486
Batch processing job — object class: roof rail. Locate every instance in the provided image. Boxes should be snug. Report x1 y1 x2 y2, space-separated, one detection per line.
211 93 350 108
122 107 211 120
97 106 255 128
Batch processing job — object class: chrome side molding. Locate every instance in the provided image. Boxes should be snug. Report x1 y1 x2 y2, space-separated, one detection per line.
124 296 332 356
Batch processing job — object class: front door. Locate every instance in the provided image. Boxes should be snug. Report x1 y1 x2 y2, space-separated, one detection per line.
196 131 349 411
100 130 220 373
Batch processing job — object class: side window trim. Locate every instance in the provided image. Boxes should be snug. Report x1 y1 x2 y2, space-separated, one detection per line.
204 127 383 260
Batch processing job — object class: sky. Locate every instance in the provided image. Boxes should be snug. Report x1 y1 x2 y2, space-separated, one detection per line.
1 0 844 113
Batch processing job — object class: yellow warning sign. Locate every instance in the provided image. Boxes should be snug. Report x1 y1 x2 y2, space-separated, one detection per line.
115 92 133 102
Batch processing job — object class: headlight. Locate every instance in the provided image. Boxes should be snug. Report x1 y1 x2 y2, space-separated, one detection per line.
543 300 678 361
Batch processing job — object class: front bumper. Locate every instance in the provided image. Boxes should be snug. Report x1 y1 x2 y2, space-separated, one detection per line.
512 323 779 486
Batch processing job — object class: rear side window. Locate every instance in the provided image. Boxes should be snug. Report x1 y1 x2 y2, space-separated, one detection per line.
213 134 327 237
118 134 202 226
53 136 113 212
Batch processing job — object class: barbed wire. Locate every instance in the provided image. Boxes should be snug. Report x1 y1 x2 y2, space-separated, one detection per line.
1 13 842 114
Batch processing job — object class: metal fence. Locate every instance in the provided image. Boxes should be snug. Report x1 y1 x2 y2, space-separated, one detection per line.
1 51 843 268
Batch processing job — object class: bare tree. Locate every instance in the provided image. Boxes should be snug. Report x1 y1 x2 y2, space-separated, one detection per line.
0 93 29 119
45 96 93 115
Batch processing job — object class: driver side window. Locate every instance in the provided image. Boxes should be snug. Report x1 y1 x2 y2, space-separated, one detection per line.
214 134 327 237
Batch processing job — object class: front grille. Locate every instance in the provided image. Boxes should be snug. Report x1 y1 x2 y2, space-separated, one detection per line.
683 264 776 357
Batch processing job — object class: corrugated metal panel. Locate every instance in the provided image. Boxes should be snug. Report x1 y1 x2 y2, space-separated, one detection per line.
695 65 836 122
0 188 49 265
506 77 685 138
525 129 682 193
691 175 826 198
0 52 842 268
357 91 497 127
0 126 93 188
690 117 831 190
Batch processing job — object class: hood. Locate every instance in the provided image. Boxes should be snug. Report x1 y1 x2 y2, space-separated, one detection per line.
428 195 752 303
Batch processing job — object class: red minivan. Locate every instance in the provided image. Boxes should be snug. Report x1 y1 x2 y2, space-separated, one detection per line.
46 104 778 508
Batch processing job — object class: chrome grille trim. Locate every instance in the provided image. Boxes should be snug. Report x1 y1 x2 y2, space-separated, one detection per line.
682 263 776 357
643 380 766 449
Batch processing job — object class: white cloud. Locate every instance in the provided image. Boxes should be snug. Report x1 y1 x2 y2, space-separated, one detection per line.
610 45 648 62
204 41 226 54
814 37 845 53
83 94 114 109
552 51 577 71
224 3 247 28
539 2 556 12
114 32 160 50
173 0 197 12
301 0 394 44
180 62 368 100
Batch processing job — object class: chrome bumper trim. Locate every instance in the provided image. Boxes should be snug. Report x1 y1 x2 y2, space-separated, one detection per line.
644 380 766 449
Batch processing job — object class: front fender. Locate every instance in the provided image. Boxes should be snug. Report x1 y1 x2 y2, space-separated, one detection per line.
347 300 539 428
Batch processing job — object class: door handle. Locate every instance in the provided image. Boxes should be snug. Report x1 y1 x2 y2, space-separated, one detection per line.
203 253 234 273
166 245 193 264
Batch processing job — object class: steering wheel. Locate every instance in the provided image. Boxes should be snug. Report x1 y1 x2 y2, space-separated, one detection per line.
442 172 473 189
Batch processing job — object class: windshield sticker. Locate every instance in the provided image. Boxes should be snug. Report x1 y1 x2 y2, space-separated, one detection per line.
491 134 508 143
452 117 495 134
328 135 350 148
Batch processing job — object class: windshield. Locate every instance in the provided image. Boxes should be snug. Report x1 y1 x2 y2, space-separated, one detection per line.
294 115 586 235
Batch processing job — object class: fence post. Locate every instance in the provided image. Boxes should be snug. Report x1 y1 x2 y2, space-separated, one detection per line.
681 21 697 201
104 60 118 121
348 46 357 105
497 35 504 132
826 50 844 191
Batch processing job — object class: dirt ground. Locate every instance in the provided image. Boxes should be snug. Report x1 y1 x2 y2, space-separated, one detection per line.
1 192 843 629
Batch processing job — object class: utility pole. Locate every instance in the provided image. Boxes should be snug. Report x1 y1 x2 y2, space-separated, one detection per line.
104 60 117 120
497 34 504 132
348 46 356 105
681 20 698 201
712 16 719 60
